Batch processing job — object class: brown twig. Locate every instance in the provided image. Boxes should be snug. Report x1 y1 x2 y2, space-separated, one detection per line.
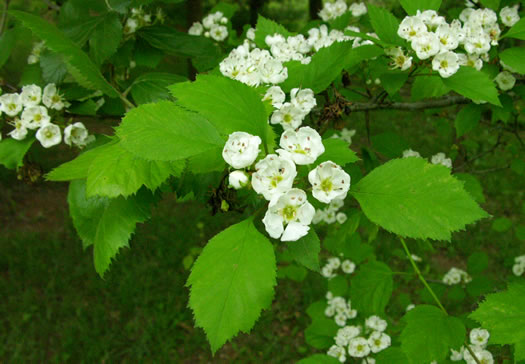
344 96 470 113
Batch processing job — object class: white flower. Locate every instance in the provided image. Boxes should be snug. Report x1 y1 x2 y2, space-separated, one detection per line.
277 126 325 165
246 27 256 40
495 71 516 91
340 128 356 144
435 24 459 51
412 32 441 60
512 263 524 276
27 41 45 64
259 58 288 85
348 337 371 358
210 25 228 41
336 212 347 224
458 53 483 70
64 122 89 147
324 209 337 224
309 161 351 204
290 88 316 114
222 131 262 169
463 345 493 364
464 32 491 55
327 344 347 363
431 152 452 168
365 316 387 332
124 18 138 34
327 257 341 269
42 84 66 110
322 265 336 279
450 347 464 361
228 171 249 189
252 154 297 200
335 313 347 327
20 85 42 107
470 328 490 347
341 259 355 274
398 16 427 41
0 93 23 116
21 106 51 130
402 149 421 158
368 331 391 353
36 123 61 148
442 267 471 285
8 118 28 140
406 304 415 312
500 6 520 27
432 51 460 78
188 22 204 36
388 47 412 71
349 3 367 17
263 86 286 108
270 102 305 130
262 188 315 241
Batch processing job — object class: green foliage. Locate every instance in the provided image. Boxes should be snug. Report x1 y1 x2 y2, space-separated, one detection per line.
399 0 442 15
351 158 488 241
467 252 489 274
297 354 340 364
442 67 501 106
305 317 339 349
0 28 19 68
479 0 500 10
350 261 393 316
502 18 525 40
0 137 35 170
116 101 225 162
411 75 450 101
491 217 512 232
401 305 465 364
89 13 122 65
371 132 410 159
67 179 152 276
376 347 410 364
470 281 525 361
254 15 292 49
130 72 187 105
316 138 359 166
455 173 485 204
455 104 482 137
187 218 277 353
287 230 321 272
499 47 525 75
10 11 119 97
367 5 404 46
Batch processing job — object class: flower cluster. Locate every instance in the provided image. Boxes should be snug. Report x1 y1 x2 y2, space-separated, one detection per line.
449 328 493 364
318 0 367 22
402 149 453 169
0 84 91 149
321 256 356 279
397 6 520 78
188 11 229 42
124 7 161 35
313 198 347 225
269 87 317 130
27 41 45 64
512 255 525 276
442 267 472 285
325 292 357 327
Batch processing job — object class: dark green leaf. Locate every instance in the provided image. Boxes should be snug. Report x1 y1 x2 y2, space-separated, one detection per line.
351 261 393 315
455 104 482 137
316 138 359 166
0 137 35 170
131 72 187 105
287 230 321 272
442 67 501 106
367 5 404 46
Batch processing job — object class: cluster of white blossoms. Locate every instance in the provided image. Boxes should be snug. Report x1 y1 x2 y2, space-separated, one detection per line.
124 7 160 35
318 0 367 22
512 255 525 276
442 267 472 285
325 292 357 327
313 198 348 225
188 11 229 42
402 149 453 169
327 314 390 363
397 5 520 78
27 41 45 64
321 256 356 279
0 84 91 148
268 87 317 130
449 328 493 364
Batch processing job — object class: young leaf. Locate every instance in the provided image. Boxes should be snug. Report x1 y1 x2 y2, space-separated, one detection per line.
169 75 275 145
470 281 525 361
10 11 119 97
411 75 450 101
399 0 442 15
316 138 359 166
499 47 525 75
187 218 277 353
287 230 321 272
305 318 339 349
130 72 187 105
502 18 525 40
367 5 404 46
350 261 393 316
254 15 292 49
401 305 465 363
67 179 152 276
442 67 501 106
455 104 482 137
351 158 489 241
116 101 225 161
89 12 122 65
0 137 35 170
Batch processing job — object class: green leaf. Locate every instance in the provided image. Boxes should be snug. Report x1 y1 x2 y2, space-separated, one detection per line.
316 138 359 166
0 137 35 170
187 218 277 353
67 179 152 276
287 230 320 272
0 28 18 68
305 317 339 349
442 67 501 106
40 51 68 84
380 71 409 96
169 75 274 145
470 281 525 353
298 354 340 364
399 0 442 15
367 5 404 46
371 132 410 159
345 44 385 72
130 72 187 105
491 217 512 232
454 173 485 204
467 252 489 274
401 305 465 363
116 101 225 162
324 211 362 257
411 75 450 101
499 47 525 75
350 261 393 316
10 11 118 98
479 0 500 10
502 18 525 40
455 104 482 137
254 15 292 49
351 158 489 241
375 347 410 364
89 13 122 65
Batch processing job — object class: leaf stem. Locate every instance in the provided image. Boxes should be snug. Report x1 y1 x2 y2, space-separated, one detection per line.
119 92 136 109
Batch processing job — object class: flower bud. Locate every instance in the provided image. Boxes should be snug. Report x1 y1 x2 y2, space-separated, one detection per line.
228 170 249 189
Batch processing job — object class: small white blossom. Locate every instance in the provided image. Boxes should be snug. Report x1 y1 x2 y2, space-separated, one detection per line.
222 131 262 169
335 326 361 346
348 337 371 358
210 24 228 41
412 32 441 60
387 47 413 71
270 102 305 130
431 152 452 168
228 170 249 189
8 118 28 140
36 123 61 148
336 212 347 225
450 347 464 361
42 84 66 110
500 5 520 27
124 18 138 34
290 88 316 114
349 3 367 17
309 161 351 204
21 106 51 130
432 51 460 78
495 71 516 91
365 316 387 332
406 304 415 312
398 16 427 41
327 344 347 363
188 22 204 36
246 27 256 41
341 259 355 274
277 126 325 165
442 267 471 285
470 328 490 347
402 149 421 158
20 85 42 107
263 86 286 108
0 93 23 116
368 331 391 353
252 154 297 200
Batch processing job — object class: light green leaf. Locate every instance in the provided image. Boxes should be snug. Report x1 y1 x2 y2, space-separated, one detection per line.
380 71 408 96
298 354 340 364
345 44 385 71
479 0 500 10
187 218 277 353
470 281 525 354
350 261 393 315
400 0 442 15
305 317 339 349
499 47 525 75
442 67 501 106
351 158 489 241
10 11 119 97
254 15 292 49
0 137 35 170
401 305 465 363
502 18 525 40
367 5 404 46
411 75 450 101
131 72 187 105
455 104 482 137
67 179 152 276
169 75 274 145
287 230 320 272
316 138 359 166
89 12 122 65
116 101 225 161
375 347 410 364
